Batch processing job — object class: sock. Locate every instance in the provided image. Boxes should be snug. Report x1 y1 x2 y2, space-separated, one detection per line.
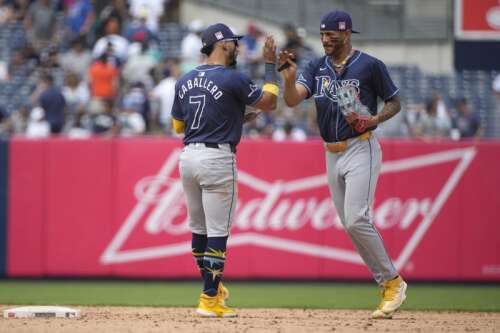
191 233 207 279
203 236 228 297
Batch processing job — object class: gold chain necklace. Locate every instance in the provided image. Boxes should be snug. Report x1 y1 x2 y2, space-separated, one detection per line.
333 50 354 69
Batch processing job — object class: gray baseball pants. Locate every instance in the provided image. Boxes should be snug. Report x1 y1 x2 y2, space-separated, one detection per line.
326 134 398 285
179 143 237 237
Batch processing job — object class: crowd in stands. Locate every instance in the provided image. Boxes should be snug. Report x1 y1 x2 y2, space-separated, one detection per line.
0 0 497 141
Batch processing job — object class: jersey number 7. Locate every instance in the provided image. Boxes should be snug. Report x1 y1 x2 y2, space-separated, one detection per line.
189 95 206 130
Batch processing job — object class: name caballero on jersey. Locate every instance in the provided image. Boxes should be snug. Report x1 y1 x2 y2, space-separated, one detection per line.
178 76 223 100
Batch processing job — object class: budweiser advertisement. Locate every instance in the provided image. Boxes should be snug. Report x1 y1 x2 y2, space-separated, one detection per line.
7 138 500 280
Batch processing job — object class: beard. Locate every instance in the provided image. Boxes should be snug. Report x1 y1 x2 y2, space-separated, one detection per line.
324 37 345 57
228 49 237 68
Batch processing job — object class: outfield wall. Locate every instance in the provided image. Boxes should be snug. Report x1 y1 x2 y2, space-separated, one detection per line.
3 138 500 281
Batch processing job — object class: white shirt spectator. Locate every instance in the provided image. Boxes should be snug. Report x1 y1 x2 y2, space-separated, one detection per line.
92 35 129 62
60 49 92 80
67 126 92 139
122 44 157 88
181 20 204 68
129 0 165 32
119 111 146 136
151 76 176 127
26 107 50 138
493 73 500 96
62 82 90 112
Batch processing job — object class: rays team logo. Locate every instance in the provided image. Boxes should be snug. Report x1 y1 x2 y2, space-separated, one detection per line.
100 147 476 273
314 77 360 102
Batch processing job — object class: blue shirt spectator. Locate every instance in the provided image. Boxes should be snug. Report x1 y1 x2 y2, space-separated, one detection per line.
39 74 66 134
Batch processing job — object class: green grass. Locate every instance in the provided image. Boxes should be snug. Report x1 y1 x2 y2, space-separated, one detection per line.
0 280 499 311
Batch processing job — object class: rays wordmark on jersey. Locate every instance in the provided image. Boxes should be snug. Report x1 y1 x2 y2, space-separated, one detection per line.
314 77 360 101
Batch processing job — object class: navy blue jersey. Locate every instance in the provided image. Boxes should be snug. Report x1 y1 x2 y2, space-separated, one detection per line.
297 51 399 142
171 64 263 146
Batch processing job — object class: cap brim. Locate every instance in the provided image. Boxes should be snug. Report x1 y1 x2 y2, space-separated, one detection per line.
224 35 244 41
200 35 245 53
320 28 360 34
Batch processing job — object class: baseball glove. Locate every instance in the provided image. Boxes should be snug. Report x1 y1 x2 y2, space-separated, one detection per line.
336 85 371 133
244 109 261 123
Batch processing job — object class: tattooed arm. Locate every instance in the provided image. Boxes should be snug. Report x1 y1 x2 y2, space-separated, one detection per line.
374 95 401 124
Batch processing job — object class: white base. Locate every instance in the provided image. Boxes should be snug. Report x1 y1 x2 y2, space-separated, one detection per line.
3 306 81 318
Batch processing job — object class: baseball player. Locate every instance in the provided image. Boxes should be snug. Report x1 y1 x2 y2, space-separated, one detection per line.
279 10 407 319
171 23 278 317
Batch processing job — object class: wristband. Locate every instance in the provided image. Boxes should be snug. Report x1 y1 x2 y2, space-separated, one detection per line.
264 62 277 83
263 83 279 96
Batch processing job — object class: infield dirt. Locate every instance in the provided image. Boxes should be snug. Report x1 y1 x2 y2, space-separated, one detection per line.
1 306 499 332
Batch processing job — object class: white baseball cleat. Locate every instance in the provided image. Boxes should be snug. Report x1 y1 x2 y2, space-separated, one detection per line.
371 276 407 319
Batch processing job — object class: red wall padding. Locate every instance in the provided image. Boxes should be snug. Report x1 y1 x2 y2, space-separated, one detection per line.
7 138 500 280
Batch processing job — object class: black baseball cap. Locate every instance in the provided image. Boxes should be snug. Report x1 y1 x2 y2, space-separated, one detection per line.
200 23 243 53
320 10 359 33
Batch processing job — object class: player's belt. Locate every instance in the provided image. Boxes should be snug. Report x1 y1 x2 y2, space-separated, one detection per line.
199 142 237 153
324 131 372 153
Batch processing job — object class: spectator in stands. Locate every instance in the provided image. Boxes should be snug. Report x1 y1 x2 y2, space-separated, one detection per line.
120 81 150 131
87 54 119 110
122 41 157 88
0 1 16 24
24 0 58 51
129 0 165 32
0 105 8 137
240 21 264 79
377 104 409 138
7 48 29 80
63 0 95 43
281 22 316 71
150 60 181 133
7 104 30 136
39 47 62 69
62 71 89 116
20 43 40 68
92 17 129 65
406 103 425 137
272 119 307 142
89 99 117 135
181 19 203 73
12 0 31 22
411 98 451 139
124 9 157 44
494 73 500 99
26 106 50 138
428 90 451 123
66 109 91 138
95 0 129 40
117 103 146 136
451 97 482 139
38 73 66 134
60 36 92 79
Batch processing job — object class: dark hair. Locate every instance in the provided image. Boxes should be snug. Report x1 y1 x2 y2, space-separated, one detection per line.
201 44 214 56
455 97 468 105
41 73 54 85
98 53 108 63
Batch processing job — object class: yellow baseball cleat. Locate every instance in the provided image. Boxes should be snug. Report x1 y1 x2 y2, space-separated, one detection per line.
195 293 238 318
371 276 407 319
218 282 230 305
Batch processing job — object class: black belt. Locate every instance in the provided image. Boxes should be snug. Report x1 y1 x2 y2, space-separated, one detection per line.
198 142 236 153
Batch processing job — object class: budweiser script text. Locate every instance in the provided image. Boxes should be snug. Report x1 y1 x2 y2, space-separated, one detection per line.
134 176 432 235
